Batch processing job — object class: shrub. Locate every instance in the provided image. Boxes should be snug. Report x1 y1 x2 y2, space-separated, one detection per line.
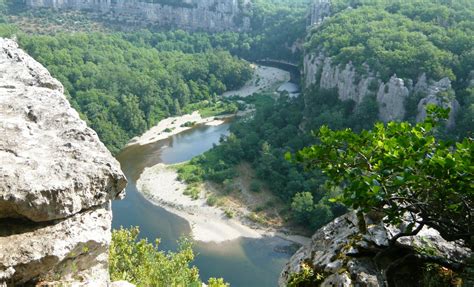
206 195 218 206
250 180 262 192
224 209 234 218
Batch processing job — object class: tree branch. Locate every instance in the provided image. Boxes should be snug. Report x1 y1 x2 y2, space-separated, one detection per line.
390 222 424 246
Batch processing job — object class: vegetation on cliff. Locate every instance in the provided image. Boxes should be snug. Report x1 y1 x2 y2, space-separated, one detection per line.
307 0 473 81
306 0 474 138
289 106 473 285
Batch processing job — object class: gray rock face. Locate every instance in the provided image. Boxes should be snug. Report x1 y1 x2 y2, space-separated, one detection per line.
26 0 250 32
377 75 409 122
308 0 331 26
279 212 470 287
0 38 127 222
0 38 127 286
415 75 459 128
303 52 459 124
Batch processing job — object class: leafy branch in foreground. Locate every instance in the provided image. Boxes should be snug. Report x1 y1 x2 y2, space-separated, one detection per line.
292 105 473 249
109 227 229 287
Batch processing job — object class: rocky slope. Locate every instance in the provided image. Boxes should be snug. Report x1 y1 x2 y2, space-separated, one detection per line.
279 211 470 287
0 38 127 286
26 0 251 32
304 0 459 126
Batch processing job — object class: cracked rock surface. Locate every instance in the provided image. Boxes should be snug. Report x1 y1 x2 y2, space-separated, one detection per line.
279 212 470 287
0 38 127 286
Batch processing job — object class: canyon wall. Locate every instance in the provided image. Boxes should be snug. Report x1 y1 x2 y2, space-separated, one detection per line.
25 0 251 32
303 53 459 126
0 38 127 286
304 0 459 126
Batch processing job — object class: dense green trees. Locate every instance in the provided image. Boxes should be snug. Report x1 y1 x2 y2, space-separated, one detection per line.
110 227 228 287
308 0 473 82
6 32 252 153
306 0 474 138
4 0 310 63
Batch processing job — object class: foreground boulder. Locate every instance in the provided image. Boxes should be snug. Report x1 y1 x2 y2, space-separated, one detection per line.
0 38 127 286
279 212 471 287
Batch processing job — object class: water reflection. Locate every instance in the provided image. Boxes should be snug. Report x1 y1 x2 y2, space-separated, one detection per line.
112 122 292 286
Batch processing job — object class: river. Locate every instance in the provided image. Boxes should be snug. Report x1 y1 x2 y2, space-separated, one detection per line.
112 123 294 286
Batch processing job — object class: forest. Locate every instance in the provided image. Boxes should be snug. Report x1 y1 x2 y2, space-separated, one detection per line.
1 30 253 153
175 0 473 232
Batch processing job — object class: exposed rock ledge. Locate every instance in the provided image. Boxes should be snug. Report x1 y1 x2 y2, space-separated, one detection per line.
279 211 470 287
303 53 460 127
0 38 127 285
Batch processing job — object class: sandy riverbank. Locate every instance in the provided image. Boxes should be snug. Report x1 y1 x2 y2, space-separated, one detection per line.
127 64 290 148
137 164 310 245
126 111 227 147
137 164 263 243
222 65 290 98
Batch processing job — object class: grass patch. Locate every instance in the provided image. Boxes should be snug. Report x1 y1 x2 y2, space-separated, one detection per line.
224 209 234 218
237 93 274 110
183 183 200 200
246 212 267 225
206 195 218 206
182 99 238 118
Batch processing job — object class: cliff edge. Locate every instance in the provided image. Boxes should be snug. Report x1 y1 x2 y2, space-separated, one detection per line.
0 38 127 286
279 212 471 287
25 0 251 32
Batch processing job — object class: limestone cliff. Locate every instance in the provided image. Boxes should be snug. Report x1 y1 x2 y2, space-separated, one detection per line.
279 212 470 287
303 52 459 126
25 0 251 32
304 1 459 126
0 38 127 286
308 0 331 26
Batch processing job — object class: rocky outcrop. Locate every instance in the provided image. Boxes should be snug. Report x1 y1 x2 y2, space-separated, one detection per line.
279 212 470 287
308 0 331 26
25 0 251 32
415 75 460 128
303 52 459 124
0 38 127 286
376 75 409 122
305 0 459 125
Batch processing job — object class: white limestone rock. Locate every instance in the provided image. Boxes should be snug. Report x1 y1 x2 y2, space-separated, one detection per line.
0 38 127 286
0 38 127 222
303 52 459 125
309 0 332 27
377 75 409 122
279 212 470 287
415 75 459 128
0 204 112 285
25 0 251 32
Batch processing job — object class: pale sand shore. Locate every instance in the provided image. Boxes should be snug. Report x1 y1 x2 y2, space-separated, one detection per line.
137 164 310 245
137 164 262 243
127 65 289 148
222 65 290 98
126 111 227 147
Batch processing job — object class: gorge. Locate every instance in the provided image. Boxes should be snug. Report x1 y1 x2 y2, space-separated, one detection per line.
0 0 473 286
